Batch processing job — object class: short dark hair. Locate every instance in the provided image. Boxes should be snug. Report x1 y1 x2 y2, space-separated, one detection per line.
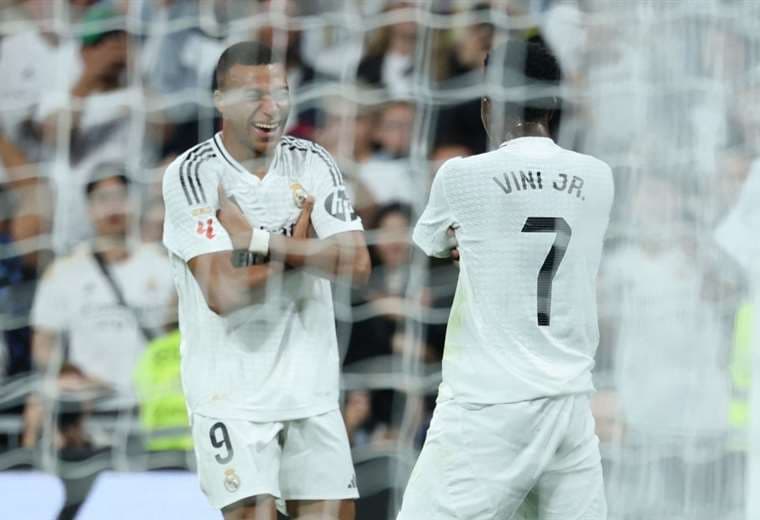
373 202 413 229
85 164 130 198
484 40 562 124
214 41 277 90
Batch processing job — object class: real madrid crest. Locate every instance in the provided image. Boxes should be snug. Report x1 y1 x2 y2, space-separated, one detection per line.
290 183 309 208
224 468 241 493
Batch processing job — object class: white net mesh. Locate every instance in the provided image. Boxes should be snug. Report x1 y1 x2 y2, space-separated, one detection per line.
0 0 758 519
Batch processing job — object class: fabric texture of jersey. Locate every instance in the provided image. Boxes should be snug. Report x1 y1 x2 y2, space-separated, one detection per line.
413 137 614 403
162 133 363 422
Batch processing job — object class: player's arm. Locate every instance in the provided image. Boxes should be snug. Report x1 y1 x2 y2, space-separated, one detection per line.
216 186 370 286
163 160 294 316
187 198 314 315
272 230 370 284
413 160 459 258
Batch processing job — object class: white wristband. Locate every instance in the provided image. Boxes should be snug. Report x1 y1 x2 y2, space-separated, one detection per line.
249 229 271 256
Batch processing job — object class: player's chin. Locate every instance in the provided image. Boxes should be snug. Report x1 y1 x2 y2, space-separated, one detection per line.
249 126 284 152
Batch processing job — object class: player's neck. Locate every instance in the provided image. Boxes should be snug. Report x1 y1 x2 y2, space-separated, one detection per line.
220 129 272 179
506 122 551 140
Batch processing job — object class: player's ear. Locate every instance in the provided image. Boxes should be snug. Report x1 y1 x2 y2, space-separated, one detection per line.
213 89 225 115
481 96 491 136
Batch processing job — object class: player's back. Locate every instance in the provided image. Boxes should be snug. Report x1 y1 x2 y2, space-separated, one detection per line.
415 136 613 404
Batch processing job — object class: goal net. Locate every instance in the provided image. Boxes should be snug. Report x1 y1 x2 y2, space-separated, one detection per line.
0 1 758 519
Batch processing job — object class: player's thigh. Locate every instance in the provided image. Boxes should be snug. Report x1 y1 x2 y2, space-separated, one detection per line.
285 499 355 520
537 463 606 520
537 396 607 520
399 398 558 520
279 409 359 503
191 414 284 511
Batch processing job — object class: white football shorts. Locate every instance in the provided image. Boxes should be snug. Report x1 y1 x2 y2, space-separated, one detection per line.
191 409 359 511
397 393 607 520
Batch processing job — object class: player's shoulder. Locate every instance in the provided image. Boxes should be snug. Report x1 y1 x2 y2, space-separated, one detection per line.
166 138 221 176
163 138 222 204
280 135 329 154
433 154 471 180
280 135 337 164
279 135 342 183
561 148 612 175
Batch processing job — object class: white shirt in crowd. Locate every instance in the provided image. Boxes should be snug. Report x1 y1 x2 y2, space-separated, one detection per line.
413 137 614 404
357 158 420 207
31 243 175 396
162 134 363 422
0 29 80 164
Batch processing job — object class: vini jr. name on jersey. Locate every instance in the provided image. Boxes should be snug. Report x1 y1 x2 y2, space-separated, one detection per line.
492 171 586 201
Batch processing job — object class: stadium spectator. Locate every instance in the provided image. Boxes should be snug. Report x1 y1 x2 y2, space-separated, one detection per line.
345 203 436 445
30 167 175 402
366 203 413 302
37 4 137 167
0 0 85 162
314 97 379 223
134 328 191 453
343 390 373 447
373 100 414 159
0 175 52 379
34 4 145 253
357 2 418 96
431 3 496 155
434 3 494 83
358 101 420 206
315 97 377 167
298 1 366 78
139 195 165 245
139 0 214 157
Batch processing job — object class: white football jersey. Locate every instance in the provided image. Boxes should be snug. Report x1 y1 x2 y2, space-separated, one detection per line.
162 133 363 422
31 243 175 395
414 137 613 403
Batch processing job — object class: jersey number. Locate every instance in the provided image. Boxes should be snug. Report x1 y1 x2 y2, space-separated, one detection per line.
210 422 234 464
521 217 572 326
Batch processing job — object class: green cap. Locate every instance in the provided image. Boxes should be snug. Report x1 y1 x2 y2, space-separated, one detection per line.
80 4 125 47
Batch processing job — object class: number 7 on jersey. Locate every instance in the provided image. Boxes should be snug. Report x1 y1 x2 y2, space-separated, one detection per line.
521 217 572 326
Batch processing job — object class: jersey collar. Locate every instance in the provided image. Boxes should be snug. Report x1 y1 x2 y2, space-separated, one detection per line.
212 132 247 174
498 137 557 150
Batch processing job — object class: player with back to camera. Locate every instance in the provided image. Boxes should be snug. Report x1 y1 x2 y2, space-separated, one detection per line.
161 41 371 520
397 40 614 519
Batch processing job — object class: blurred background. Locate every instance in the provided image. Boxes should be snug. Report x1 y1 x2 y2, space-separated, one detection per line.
0 0 759 518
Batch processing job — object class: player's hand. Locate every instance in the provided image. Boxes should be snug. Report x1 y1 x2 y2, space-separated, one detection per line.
291 195 315 240
217 185 253 250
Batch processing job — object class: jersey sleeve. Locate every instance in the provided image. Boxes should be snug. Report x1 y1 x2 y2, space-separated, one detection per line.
162 158 234 261
307 145 364 239
413 160 458 258
30 262 68 331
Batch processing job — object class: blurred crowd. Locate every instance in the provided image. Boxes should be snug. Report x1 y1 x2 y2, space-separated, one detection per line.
0 0 759 518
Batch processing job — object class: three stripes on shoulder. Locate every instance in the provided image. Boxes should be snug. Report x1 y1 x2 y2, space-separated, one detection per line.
178 143 215 206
